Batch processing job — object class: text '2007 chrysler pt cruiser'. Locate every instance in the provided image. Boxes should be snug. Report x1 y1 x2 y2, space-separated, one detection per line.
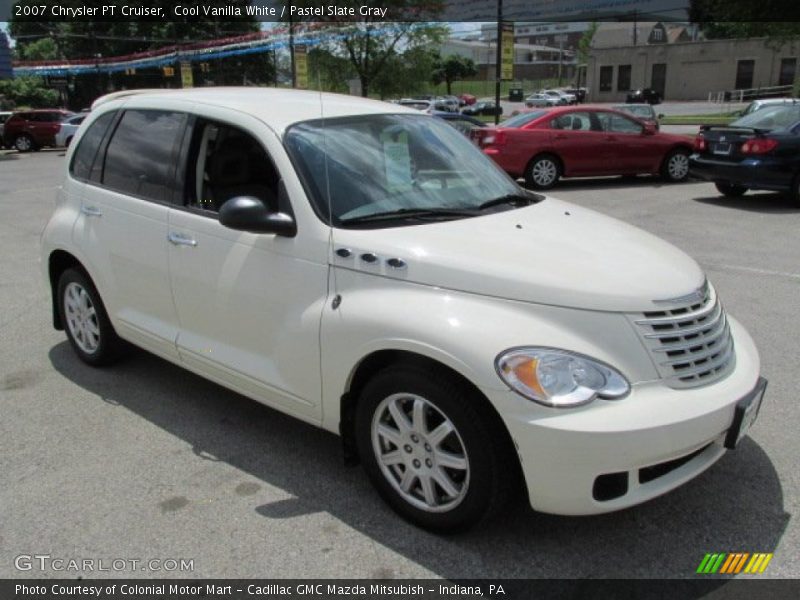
41 88 766 531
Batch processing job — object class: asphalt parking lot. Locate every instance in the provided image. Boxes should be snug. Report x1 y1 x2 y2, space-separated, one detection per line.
1 149 797 580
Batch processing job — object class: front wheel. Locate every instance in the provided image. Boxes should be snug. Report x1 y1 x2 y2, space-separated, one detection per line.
715 182 748 198
58 268 124 366
661 148 690 182
525 154 561 190
355 365 518 532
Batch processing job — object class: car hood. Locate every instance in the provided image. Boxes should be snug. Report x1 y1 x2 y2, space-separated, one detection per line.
331 198 705 312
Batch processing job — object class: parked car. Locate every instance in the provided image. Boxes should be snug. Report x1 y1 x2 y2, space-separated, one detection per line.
2 109 74 152
563 87 587 103
432 111 486 136
459 93 477 106
439 96 461 112
55 113 89 148
626 88 662 105
614 103 661 130
549 89 578 105
525 93 559 108
690 103 800 203
473 106 691 189
536 90 569 106
462 100 502 116
739 97 798 117
42 88 764 532
0 111 13 145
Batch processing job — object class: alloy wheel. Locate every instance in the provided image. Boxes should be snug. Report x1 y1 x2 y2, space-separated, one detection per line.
371 393 470 513
531 158 558 187
64 282 100 354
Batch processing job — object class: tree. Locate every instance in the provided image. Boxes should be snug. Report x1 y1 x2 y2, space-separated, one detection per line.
0 77 59 108
18 38 59 61
294 1 446 96
576 22 598 65
432 54 478 95
689 1 800 39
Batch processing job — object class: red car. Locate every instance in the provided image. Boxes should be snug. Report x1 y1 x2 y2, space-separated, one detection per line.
459 93 477 106
473 106 692 189
2 109 74 152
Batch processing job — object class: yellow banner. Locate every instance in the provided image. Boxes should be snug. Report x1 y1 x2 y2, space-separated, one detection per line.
295 45 308 89
501 22 514 81
180 62 193 88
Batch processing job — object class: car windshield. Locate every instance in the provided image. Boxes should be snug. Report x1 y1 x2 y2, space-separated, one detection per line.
731 104 800 130
284 114 521 227
502 111 546 128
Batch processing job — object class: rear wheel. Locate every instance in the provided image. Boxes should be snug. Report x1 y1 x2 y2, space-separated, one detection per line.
14 134 35 152
715 182 748 198
57 268 124 366
661 148 690 182
355 364 518 532
525 154 561 190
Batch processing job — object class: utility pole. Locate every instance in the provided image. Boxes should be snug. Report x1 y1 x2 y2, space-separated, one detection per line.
632 10 638 46
495 0 502 126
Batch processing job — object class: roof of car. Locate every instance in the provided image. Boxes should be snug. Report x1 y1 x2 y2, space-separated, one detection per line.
92 87 418 134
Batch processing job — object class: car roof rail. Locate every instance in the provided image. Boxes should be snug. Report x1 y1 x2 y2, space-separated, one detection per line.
91 89 177 111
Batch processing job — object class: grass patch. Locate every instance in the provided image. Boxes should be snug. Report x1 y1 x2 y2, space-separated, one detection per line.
659 114 738 126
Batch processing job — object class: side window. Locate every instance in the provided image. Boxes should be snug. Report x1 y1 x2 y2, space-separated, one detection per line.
102 110 186 202
550 112 592 131
596 112 643 134
183 119 279 214
70 111 116 181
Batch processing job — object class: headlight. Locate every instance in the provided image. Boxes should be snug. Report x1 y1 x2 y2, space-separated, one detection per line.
495 347 630 408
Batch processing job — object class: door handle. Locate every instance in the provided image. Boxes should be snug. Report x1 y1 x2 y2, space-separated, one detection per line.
168 231 197 247
605 136 618 142
80 205 103 217
554 134 567 140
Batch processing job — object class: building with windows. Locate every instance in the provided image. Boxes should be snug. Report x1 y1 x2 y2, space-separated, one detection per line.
588 37 798 101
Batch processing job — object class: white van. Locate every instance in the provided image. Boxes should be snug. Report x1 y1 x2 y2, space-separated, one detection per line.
41 88 765 531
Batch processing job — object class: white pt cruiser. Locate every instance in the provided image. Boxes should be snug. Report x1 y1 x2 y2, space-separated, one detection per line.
41 88 766 531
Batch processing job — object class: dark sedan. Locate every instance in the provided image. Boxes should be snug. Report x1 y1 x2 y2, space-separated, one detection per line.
432 112 486 136
462 101 502 117
626 88 662 105
689 104 800 203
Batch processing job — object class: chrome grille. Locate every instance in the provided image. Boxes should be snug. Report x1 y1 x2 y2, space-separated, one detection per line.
632 283 735 389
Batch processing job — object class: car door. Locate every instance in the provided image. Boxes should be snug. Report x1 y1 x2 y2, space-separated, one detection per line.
166 111 328 421
547 111 608 175
593 111 658 173
74 107 186 361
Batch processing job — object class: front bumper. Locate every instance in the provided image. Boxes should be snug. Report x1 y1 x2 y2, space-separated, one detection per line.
690 154 793 192
483 317 762 515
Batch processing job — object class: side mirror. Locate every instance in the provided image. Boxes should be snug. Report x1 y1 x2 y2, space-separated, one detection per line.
643 122 657 135
657 113 665 120
218 196 297 237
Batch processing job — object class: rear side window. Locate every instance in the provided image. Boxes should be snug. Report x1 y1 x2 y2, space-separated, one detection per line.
70 111 116 181
102 110 186 203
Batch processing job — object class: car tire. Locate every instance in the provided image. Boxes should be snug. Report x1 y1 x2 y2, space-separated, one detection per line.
715 182 748 198
354 363 519 532
14 134 35 153
661 148 690 182
525 154 561 190
57 268 125 367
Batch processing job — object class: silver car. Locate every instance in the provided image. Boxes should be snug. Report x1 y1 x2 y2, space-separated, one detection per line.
525 93 558 108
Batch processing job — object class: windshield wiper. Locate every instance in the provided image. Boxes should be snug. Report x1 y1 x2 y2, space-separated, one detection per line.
340 207 479 225
477 193 538 211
